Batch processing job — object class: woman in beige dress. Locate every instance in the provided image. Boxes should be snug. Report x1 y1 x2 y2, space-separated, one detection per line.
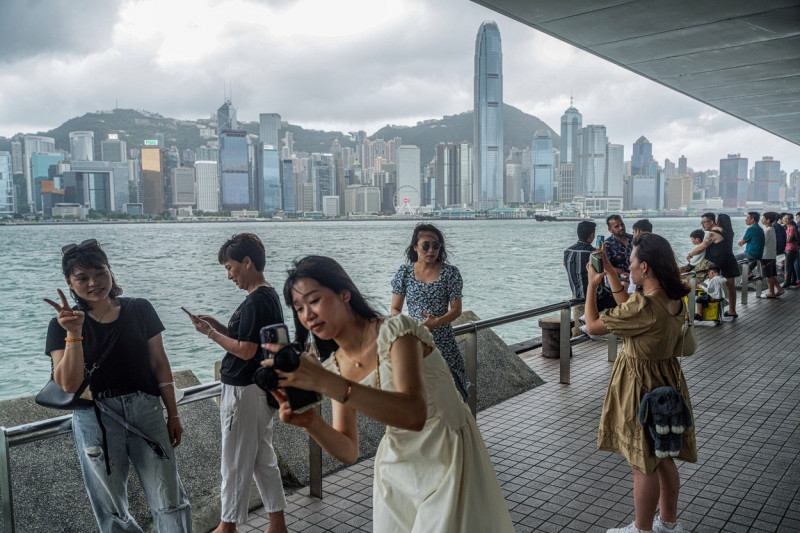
584 234 697 533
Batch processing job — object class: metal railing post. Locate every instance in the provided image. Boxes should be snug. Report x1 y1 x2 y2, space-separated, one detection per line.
688 277 697 324
741 263 749 305
463 327 478 417
0 427 14 533
607 334 618 362
308 411 323 499
559 307 571 384
756 261 764 297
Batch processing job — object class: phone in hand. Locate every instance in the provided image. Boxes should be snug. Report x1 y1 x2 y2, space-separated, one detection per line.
180 306 195 317
590 252 603 274
595 236 604 249
258 324 322 414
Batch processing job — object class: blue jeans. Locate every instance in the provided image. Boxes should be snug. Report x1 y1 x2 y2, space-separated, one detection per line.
72 392 192 532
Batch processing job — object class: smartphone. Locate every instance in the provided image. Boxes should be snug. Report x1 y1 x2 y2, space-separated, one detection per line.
259 324 322 414
595 236 604 249
180 306 194 317
590 252 603 273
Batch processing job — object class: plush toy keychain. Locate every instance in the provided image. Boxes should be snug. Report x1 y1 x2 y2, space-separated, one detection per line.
638 386 693 458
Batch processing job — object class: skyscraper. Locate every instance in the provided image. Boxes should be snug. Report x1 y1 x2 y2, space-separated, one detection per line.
69 131 95 162
259 113 281 147
631 136 654 177
258 145 281 213
281 159 296 214
459 142 473 207
22 135 56 212
606 143 624 197
532 130 554 203
560 100 582 165
195 161 220 212
219 130 250 211
576 125 608 197
170 167 196 207
217 99 238 136
141 145 164 215
753 156 781 203
434 143 458 207
719 154 748 208
101 135 127 163
0 152 14 217
474 21 504 209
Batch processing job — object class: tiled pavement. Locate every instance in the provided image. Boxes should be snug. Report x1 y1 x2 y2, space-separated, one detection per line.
240 289 800 532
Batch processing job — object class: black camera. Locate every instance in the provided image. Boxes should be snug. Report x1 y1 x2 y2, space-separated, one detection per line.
254 323 322 413
252 343 303 391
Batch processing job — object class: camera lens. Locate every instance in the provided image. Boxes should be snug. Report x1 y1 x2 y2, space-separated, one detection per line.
253 366 280 391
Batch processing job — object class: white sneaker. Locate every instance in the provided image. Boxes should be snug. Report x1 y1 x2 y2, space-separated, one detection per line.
653 516 683 533
607 523 646 533
579 314 586 325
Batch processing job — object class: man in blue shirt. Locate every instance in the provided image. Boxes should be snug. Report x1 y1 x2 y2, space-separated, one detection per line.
737 211 765 275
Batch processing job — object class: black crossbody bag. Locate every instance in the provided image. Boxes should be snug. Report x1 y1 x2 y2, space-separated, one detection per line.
36 327 122 410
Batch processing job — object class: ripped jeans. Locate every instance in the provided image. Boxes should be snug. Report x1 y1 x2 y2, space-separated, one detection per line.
72 392 192 532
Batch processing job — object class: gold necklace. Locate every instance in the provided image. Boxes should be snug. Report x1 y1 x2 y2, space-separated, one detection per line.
333 321 381 389
335 321 372 368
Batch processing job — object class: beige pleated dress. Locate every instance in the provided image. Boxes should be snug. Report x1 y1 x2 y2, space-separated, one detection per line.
324 314 514 532
598 292 698 474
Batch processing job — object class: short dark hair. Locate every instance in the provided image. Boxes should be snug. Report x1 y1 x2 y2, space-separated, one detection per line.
747 211 760 222
404 223 449 264
701 212 716 223
218 233 266 272
690 229 705 240
632 219 653 233
577 220 596 242
763 212 778 224
606 214 622 227
61 241 123 310
707 264 721 274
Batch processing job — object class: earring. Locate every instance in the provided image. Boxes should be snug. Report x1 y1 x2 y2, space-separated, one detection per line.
641 273 648 279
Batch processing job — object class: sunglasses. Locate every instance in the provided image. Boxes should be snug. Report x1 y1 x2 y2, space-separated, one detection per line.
419 241 441 252
62 239 99 255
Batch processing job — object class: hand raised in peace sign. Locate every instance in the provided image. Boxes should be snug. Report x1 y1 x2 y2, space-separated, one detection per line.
44 288 84 335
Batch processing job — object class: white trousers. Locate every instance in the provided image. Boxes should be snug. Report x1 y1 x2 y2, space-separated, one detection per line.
219 384 286 524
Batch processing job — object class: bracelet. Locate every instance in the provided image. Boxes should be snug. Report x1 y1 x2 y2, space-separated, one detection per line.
158 382 175 389
339 380 353 404
207 329 215 339
65 337 84 343
611 288 624 294
168 415 180 419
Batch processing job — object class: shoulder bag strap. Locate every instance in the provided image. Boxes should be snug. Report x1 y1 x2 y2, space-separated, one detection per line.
84 325 123 379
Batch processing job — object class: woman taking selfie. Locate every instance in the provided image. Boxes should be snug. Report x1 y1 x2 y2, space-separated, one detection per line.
187 233 287 533
44 240 191 532
391 223 469 400
263 256 513 532
584 233 696 533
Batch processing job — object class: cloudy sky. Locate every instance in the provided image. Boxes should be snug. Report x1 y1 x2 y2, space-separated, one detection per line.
1 0 798 173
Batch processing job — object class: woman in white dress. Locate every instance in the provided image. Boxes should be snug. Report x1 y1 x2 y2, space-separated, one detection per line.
262 256 514 532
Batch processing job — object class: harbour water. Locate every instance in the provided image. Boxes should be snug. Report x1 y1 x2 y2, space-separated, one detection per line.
0 217 736 401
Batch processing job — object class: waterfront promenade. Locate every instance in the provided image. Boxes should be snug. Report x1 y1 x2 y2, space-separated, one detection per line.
240 288 799 532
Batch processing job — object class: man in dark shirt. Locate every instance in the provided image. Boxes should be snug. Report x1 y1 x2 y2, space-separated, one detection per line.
564 220 597 336
604 215 633 280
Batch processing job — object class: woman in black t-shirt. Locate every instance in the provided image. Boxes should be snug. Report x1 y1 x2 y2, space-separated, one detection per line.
44 240 191 532
188 233 287 533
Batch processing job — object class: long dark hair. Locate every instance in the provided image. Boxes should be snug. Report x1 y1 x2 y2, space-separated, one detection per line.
404 223 449 264
283 255 381 359
716 213 735 238
61 242 123 311
632 233 690 301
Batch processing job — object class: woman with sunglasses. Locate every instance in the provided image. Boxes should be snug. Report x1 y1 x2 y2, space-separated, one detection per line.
390 223 469 400
44 240 192 532
263 256 514 532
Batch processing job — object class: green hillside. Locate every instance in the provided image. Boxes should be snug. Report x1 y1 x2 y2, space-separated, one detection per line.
0 104 558 162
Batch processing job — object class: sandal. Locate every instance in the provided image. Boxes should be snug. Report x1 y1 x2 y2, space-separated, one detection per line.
724 312 738 318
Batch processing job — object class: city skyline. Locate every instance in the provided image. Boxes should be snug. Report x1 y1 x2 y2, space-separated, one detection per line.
0 0 798 173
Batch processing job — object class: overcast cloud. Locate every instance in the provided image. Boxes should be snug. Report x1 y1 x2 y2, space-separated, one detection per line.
1 0 798 173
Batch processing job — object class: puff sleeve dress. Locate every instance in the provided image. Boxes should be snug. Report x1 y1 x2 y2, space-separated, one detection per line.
598 292 698 474
323 314 514 532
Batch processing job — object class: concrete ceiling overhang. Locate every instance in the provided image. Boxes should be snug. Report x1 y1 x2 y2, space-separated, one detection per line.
471 0 800 146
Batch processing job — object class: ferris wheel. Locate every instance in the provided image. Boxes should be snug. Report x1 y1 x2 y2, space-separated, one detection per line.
393 186 421 215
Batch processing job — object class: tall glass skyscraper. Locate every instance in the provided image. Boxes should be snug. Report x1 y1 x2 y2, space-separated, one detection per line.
220 130 250 211
754 156 781 203
532 130 554 203
259 113 281 147
217 99 238 136
0 152 14 216
631 136 654 177
719 154 748 208
22 135 56 212
69 131 95 162
474 21 503 209
576 125 608 197
560 100 582 165
259 145 281 213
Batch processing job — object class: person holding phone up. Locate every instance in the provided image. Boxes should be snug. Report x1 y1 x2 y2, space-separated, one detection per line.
188 233 287 533
262 256 514 532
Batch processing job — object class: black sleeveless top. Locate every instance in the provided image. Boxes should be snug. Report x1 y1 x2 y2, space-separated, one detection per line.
705 229 739 278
